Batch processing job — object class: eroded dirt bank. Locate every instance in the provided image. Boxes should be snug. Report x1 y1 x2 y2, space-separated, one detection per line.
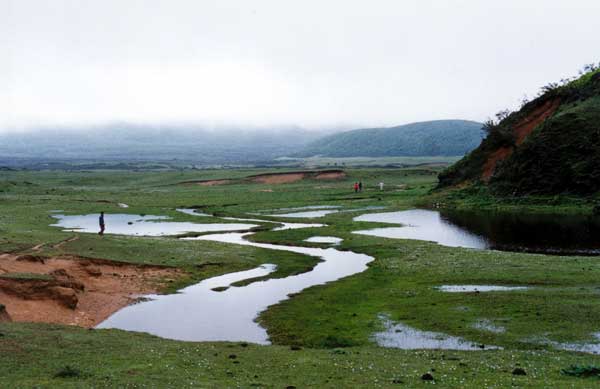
0 253 182 328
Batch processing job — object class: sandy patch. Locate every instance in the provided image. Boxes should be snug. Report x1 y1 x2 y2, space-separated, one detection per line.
0 253 181 328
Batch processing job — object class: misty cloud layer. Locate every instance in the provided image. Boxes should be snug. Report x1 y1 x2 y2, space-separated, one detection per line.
2 0 599 132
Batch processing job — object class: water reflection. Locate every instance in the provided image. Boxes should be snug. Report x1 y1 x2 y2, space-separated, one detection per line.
97 231 373 343
353 209 600 255
51 213 257 237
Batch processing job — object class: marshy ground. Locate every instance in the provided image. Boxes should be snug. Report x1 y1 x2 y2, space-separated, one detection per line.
2 166 600 387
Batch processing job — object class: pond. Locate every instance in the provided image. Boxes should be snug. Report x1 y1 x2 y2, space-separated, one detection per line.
51 213 257 236
353 209 600 255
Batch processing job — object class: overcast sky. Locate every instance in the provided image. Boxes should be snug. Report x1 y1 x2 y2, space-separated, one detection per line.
2 0 599 132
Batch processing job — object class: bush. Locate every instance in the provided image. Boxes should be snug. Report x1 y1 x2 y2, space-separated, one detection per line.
54 365 82 379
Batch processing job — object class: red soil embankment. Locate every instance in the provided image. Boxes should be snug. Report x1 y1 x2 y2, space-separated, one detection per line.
179 170 346 186
0 304 10 322
180 179 232 186
482 147 513 181
248 170 346 184
0 253 181 328
514 98 561 145
481 98 560 181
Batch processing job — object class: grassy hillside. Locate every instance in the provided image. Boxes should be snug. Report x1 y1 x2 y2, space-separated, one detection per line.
295 120 484 158
439 67 600 196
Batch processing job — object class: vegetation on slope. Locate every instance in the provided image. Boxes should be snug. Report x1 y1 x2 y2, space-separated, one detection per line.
295 120 484 158
439 65 600 196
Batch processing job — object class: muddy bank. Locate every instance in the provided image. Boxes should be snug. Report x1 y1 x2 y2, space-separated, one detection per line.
0 304 10 322
179 170 346 187
0 253 182 328
247 170 346 184
180 179 232 186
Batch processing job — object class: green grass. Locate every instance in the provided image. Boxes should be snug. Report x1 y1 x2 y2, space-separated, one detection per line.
0 272 54 281
1 323 600 388
2 166 600 387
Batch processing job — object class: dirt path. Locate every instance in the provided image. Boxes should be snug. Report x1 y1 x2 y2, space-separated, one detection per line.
0 253 182 328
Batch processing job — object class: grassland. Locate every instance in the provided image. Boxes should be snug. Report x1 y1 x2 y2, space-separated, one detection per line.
2 166 600 387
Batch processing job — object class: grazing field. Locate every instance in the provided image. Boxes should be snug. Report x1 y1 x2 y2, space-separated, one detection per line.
2 166 600 387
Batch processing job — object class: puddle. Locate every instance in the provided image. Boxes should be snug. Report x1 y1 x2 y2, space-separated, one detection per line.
472 319 505 334
51 213 257 237
354 208 600 255
437 285 529 293
373 314 497 350
338 206 387 213
221 216 324 231
536 333 600 354
266 206 386 219
267 210 340 218
552 333 600 354
97 227 373 343
353 209 488 249
176 208 211 217
260 205 342 212
304 236 343 245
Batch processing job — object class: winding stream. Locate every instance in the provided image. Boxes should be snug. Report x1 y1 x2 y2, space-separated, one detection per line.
96 225 373 343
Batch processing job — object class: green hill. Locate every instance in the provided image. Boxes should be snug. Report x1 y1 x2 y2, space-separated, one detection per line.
439 67 600 196
295 120 484 157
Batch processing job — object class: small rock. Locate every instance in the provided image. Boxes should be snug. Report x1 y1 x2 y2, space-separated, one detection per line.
512 368 527 376
228 354 237 359
392 378 404 384
49 286 79 309
290 345 302 351
84 266 102 277
421 373 434 381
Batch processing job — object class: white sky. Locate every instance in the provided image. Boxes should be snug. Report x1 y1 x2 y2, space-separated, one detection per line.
2 0 599 132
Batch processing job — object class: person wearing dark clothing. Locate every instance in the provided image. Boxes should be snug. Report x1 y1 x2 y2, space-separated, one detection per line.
358 181 363 192
99 211 105 235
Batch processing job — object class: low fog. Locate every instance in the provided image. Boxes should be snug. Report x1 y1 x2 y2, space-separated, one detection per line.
2 0 600 133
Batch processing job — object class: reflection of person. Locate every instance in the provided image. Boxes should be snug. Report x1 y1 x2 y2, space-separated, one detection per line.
99 211 105 235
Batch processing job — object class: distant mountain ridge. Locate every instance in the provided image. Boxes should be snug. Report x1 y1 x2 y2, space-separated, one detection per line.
295 120 484 158
0 124 326 165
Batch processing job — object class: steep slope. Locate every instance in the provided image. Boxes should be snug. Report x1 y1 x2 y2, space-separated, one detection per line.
439 69 600 195
295 120 484 157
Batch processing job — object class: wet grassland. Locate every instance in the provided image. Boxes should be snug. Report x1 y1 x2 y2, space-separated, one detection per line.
2 167 600 387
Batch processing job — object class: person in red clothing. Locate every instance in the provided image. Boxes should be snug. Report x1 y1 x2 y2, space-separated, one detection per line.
354 182 359 193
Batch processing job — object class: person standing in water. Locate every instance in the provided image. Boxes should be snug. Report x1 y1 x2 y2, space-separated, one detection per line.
99 211 105 235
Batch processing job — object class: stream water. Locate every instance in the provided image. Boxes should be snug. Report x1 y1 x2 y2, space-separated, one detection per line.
51 207 600 349
96 229 373 343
